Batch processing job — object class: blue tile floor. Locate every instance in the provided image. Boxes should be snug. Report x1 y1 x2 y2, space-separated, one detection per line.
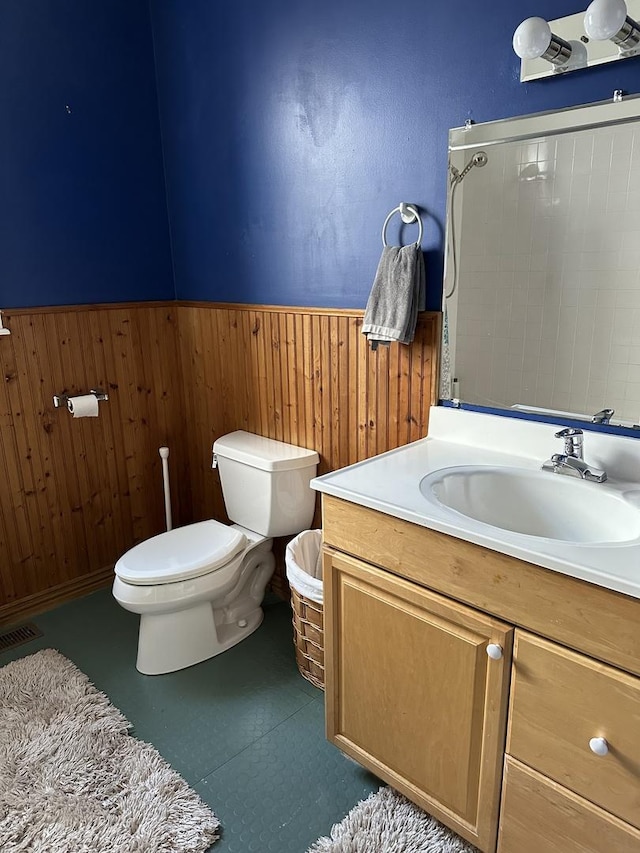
0 588 380 852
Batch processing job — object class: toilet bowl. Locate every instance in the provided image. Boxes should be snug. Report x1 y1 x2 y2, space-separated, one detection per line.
112 431 319 675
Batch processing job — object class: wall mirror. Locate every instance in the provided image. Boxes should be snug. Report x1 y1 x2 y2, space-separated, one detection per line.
441 94 640 433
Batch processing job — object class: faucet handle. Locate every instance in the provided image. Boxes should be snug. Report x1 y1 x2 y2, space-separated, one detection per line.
555 427 583 458
592 408 614 424
555 427 583 438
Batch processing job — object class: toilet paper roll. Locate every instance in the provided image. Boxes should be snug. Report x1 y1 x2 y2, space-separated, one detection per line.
67 394 99 418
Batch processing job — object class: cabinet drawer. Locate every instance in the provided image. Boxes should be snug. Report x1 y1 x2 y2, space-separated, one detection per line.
498 757 640 853
508 631 640 829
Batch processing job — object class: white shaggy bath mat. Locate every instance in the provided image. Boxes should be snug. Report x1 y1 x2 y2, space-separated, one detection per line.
307 787 479 853
0 649 219 852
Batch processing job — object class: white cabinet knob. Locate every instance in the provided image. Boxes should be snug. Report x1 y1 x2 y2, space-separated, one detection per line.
589 737 609 756
486 643 503 660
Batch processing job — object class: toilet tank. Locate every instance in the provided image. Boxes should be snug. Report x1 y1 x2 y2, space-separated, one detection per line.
212 431 319 537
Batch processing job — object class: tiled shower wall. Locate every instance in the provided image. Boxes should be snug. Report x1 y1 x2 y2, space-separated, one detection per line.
450 121 640 424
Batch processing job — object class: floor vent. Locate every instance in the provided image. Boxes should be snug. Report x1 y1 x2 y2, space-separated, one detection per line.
0 623 43 652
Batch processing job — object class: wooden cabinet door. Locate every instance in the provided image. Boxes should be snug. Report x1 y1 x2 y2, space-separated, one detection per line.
324 549 513 853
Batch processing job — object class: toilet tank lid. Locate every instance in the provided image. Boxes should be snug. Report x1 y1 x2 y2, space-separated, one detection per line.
213 431 319 472
114 520 246 585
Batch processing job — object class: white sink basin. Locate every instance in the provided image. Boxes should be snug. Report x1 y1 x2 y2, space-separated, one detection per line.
419 465 640 544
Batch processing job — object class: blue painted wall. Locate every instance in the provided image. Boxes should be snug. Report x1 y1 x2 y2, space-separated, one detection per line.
150 0 640 310
4 2 640 311
0 1 174 309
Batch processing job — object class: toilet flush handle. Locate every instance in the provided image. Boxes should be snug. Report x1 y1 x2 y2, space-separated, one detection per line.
211 449 218 469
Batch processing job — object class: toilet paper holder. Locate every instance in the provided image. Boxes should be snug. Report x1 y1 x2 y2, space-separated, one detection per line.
53 388 109 408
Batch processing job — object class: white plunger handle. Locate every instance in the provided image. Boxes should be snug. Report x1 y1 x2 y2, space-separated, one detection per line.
159 446 172 532
486 643 503 660
589 737 609 756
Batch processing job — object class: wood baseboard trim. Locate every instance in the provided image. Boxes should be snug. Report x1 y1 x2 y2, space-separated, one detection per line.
0 566 115 626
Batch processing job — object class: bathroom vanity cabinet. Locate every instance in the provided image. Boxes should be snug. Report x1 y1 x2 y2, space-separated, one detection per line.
321 495 640 853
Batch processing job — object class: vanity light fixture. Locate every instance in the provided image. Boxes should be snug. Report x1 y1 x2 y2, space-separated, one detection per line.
513 0 640 81
584 0 640 48
513 17 573 66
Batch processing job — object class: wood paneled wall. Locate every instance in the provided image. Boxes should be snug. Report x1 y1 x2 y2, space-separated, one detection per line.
0 304 189 621
177 304 440 594
0 301 440 619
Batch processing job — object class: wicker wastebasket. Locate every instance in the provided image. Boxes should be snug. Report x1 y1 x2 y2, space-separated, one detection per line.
285 529 324 690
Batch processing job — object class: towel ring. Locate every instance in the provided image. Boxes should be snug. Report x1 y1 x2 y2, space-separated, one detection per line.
381 203 423 248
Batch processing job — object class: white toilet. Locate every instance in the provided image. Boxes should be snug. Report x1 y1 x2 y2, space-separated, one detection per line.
112 431 319 675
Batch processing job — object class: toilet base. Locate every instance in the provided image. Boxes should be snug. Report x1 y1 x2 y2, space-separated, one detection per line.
113 534 277 675
136 603 264 675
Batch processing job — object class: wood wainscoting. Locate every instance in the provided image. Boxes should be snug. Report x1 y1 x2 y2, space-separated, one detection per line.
0 303 189 622
177 304 441 597
0 301 440 619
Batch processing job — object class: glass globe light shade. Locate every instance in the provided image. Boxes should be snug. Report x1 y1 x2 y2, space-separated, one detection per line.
584 0 628 40
513 17 553 59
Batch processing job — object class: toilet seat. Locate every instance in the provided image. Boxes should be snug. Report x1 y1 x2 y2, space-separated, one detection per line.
114 520 247 585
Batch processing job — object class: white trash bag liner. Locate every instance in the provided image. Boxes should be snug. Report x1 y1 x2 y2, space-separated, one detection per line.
285 529 323 604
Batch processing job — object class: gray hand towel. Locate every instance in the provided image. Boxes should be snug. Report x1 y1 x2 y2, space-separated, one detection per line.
362 244 426 351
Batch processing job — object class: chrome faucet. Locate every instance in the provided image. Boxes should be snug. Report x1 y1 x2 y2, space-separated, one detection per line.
541 427 607 483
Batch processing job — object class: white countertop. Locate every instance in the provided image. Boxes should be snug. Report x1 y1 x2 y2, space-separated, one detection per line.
311 407 640 600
